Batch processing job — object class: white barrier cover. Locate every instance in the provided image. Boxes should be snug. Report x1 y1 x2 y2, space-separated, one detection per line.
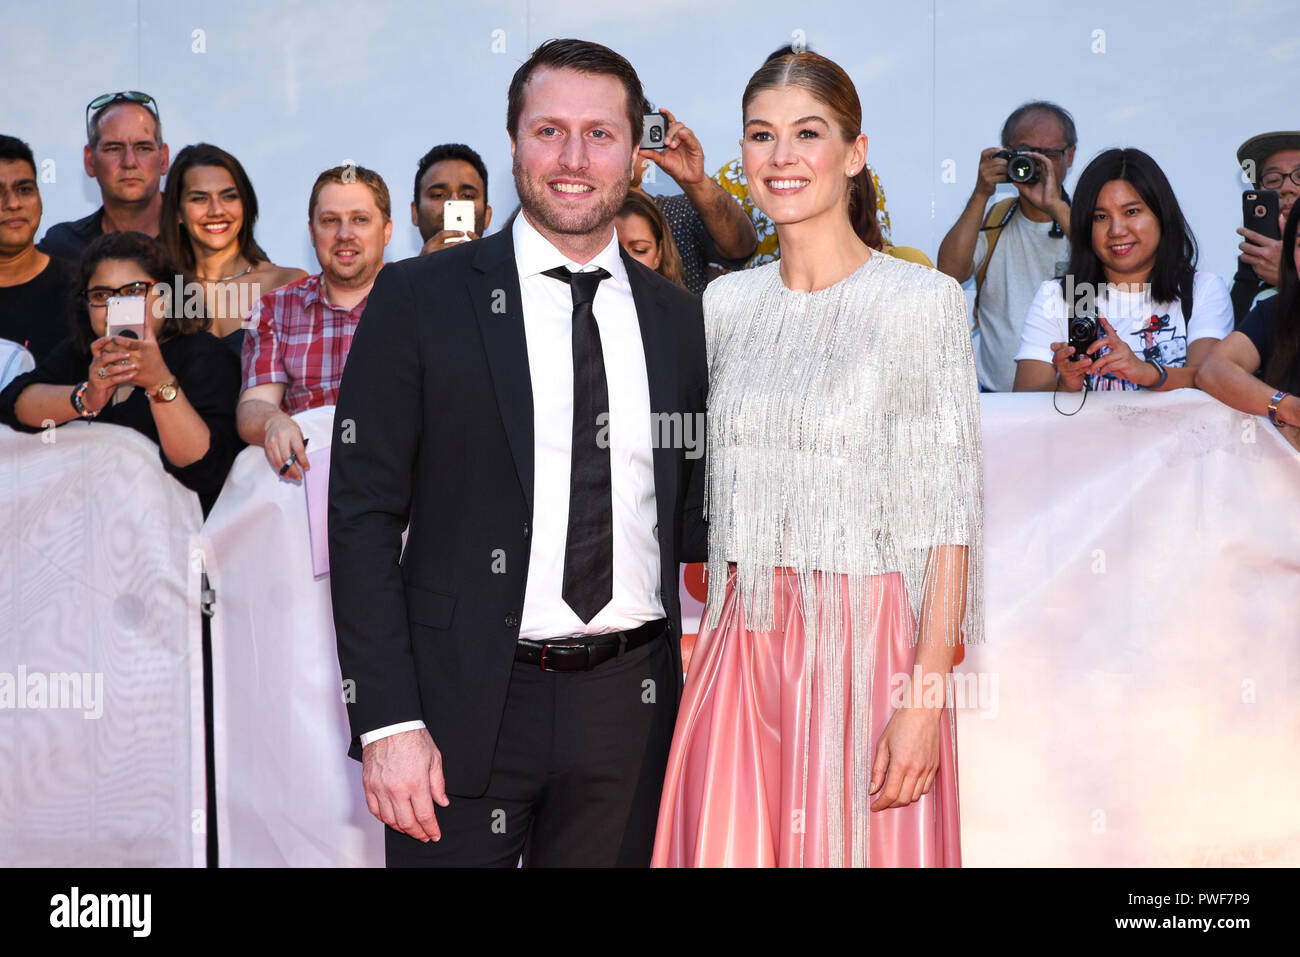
201 406 383 867
5 392 1296 868
0 422 204 867
961 391 1300 866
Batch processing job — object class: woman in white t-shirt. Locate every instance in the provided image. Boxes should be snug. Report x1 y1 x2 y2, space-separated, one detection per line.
1013 147 1233 392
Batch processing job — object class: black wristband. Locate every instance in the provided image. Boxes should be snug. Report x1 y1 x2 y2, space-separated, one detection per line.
1145 360 1167 390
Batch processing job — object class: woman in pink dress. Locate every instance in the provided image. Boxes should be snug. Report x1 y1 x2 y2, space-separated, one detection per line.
651 51 985 868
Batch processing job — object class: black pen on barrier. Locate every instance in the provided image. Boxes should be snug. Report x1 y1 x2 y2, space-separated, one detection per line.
279 437 309 477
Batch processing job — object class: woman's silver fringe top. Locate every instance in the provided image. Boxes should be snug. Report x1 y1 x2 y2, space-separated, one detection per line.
702 252 986 867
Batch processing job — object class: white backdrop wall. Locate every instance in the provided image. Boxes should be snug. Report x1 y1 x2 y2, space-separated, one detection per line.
4 0 1296 283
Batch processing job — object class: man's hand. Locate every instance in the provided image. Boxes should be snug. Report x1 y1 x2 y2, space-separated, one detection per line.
974 147 1009 200
1237 225 1282 287
362 728 450 842
263 412 309 482
1017 151 1070 225
420 229 478 256
870 706 942 811
638 108 706 188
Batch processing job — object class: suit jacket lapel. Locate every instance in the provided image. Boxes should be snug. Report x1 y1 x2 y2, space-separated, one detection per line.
471 230 534 513
622 249 679 548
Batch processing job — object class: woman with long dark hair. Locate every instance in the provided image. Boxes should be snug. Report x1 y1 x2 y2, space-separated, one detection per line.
1013 147 1233 392
1197 201 1300 449
652 51 983 868
159 143 305 349
0 231 241 512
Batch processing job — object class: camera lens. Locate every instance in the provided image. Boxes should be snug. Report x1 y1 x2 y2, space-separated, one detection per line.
1007 154 1038 184
1068 316 1098 359
650 126 662 142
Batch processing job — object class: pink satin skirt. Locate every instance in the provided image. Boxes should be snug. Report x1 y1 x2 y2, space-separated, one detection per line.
652 568 961 867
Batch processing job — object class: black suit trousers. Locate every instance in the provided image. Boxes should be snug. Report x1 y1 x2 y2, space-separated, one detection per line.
384 631 677 867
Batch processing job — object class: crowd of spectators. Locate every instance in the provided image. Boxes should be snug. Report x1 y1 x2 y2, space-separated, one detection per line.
1 67 1296 515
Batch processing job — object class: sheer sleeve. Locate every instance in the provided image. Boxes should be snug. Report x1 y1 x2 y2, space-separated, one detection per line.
912 275 985 647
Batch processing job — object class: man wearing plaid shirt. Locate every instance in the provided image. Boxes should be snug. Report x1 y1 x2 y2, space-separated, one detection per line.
237 165 393 481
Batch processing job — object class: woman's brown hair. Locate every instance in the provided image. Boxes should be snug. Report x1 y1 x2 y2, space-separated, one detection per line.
741 51 882 250
618 191 687 288
159 143 269 276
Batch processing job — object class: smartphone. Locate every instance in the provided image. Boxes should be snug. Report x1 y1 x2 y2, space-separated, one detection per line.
105 296 147 340
641 112 667 150
1243 189 1281 240
442 199 475 242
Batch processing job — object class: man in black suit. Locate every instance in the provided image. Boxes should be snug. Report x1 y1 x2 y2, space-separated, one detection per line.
328 38 707 867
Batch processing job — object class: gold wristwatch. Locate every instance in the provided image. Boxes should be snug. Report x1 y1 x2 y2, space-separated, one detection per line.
150 380 180 403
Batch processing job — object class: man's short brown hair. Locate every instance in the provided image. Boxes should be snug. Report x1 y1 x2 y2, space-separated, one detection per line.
308 165 392 222
506 38 644 146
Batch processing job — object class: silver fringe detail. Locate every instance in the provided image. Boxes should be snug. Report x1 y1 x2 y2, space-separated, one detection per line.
702 253 985 867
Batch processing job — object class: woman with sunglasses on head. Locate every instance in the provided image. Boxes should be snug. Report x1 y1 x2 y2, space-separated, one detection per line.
0 231 241 514
1012 148 1233 393
159 143 307 354
1197 201 1300 451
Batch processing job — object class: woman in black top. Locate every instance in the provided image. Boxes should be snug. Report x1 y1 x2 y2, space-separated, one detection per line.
1198 202 1300 450
0 231 242 512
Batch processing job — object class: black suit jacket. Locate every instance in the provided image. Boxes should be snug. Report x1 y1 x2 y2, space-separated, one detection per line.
328 227 708 795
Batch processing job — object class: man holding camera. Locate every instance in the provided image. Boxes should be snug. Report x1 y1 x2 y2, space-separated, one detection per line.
937 101 1076 392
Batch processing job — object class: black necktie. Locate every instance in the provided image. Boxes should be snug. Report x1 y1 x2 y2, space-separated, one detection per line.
542 265 613 624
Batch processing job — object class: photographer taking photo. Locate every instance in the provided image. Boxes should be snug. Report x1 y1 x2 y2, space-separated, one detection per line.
1012 147 1232 393
937 101 1075 392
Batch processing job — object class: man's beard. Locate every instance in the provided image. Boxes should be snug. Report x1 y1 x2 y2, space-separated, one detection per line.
512 154 627 237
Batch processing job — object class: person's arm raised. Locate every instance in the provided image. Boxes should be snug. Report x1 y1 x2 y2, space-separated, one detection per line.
936 148 1007 282
641 108 757 262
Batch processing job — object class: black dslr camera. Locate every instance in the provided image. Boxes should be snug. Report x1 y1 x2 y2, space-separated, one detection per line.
994 149 1040 185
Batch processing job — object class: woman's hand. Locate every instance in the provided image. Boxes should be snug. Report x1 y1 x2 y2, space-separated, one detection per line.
1086 316 1161 387
84 337 138 410
116 319 173 395
870 705 942 811
1048 339 1093 392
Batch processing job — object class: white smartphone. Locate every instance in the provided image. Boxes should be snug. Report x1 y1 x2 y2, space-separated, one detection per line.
105 296 147 340
443 199 475 242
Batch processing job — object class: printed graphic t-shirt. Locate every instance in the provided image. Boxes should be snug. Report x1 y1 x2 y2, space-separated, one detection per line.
1015 271 1234 391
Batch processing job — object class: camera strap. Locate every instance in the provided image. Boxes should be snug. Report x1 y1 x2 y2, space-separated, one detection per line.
972 197 1019 331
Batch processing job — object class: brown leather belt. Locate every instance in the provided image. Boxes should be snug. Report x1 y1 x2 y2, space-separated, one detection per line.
515 618 668 673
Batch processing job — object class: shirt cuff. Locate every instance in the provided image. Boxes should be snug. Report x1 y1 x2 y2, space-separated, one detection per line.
359 720 426 748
